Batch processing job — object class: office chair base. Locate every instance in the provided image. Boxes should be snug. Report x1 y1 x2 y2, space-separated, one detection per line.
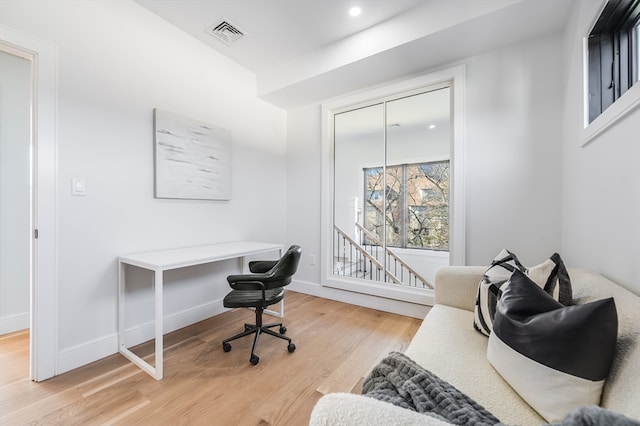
221 308 295 365
243 323 286 334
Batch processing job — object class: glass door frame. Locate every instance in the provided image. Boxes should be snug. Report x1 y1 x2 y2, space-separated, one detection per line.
320 65 466 305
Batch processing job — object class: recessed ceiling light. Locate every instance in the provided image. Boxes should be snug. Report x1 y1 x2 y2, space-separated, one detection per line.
429 124 436 129
348 5 362 17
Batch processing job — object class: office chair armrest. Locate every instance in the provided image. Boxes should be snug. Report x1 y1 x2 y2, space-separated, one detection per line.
248 260 278 273
227 278 266 291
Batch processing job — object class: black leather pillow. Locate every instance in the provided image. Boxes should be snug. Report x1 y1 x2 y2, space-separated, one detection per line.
487 269 617 422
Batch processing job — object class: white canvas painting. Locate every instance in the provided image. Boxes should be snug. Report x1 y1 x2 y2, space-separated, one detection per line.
154 109 232 200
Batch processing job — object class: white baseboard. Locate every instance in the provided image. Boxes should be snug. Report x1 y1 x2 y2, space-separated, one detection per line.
288 279 431 319
0 312 29 335
57 299 227 375
56 282 430 375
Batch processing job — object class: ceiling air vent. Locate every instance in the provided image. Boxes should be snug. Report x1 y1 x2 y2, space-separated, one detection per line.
207 20 245 46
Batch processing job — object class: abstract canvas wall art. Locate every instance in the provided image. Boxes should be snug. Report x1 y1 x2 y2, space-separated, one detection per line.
154 109 232 200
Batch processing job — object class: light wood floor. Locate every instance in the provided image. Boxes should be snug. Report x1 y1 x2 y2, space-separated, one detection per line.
0 291 422 425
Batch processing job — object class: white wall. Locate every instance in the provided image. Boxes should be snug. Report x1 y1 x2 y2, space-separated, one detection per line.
561 1 640 295
287 33 566 298
1 0 287 372
0 50 31 334
464 34 565 265
286 105 322 287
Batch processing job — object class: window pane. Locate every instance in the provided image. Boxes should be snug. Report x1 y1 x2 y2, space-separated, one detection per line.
406 162 449 250
588 0 640 122
363 167 384 245
334 103 384 237
364 161 449 251
384 165 403 247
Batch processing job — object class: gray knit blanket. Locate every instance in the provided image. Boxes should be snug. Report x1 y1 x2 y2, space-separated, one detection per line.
554 406 640 426
362 352 501 425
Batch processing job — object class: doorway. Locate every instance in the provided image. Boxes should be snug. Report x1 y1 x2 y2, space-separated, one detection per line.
1 29 57 382
0 46 32 376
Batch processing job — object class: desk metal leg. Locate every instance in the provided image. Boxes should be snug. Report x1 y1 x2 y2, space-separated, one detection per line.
117 264 164 380
154 269 163 379
118 261 125 353
265 299 284 318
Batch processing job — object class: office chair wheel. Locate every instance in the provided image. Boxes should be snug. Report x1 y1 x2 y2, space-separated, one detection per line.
250 354 260 365
279 326 287 334
288 343 296 353
222 342 232 352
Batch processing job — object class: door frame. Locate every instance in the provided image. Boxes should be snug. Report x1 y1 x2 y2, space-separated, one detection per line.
1 27 58 381
320 65 466 303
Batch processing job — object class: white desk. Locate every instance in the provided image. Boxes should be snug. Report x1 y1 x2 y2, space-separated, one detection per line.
118 241 283 380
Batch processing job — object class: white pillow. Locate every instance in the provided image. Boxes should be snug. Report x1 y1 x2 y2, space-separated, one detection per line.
473 249 572 336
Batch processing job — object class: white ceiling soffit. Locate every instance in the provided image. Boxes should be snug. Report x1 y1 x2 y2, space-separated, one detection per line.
257 0 575 109
136 0 575 109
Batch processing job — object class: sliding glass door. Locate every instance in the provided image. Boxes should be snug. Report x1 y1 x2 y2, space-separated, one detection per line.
332 86 451 291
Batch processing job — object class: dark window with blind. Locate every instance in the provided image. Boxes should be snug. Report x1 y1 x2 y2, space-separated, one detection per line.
588 0 640 123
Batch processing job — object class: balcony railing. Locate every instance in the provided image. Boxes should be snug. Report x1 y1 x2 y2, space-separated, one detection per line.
333 224 433 289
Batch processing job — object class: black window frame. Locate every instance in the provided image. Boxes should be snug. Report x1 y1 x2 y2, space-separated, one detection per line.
588 0 640 123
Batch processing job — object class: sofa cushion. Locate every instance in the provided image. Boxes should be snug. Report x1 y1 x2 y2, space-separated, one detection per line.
473 249 572 336
310 393 453 426
567 269 640 421
487 269 618 422
405 304 545 425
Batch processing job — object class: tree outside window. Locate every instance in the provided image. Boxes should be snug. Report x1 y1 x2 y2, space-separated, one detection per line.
363 161 449 251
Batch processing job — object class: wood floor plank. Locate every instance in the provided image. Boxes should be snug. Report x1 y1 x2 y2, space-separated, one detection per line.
0 330 30 387
0 291 423 425
316 310 421 395
1 387 82 424
0 329 29 353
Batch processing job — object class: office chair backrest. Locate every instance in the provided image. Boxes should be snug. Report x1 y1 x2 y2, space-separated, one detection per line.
263 245 302 289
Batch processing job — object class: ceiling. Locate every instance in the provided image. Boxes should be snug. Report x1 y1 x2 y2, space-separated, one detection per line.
135 0 427 75
135 0 576 109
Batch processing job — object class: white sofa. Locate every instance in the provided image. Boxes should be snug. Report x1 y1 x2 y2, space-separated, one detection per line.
310 267 640 425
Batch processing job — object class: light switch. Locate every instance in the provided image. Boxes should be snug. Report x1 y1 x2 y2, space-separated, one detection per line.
71 177 86 196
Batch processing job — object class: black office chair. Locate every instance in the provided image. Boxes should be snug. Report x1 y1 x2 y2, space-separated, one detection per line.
221 245 302 365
